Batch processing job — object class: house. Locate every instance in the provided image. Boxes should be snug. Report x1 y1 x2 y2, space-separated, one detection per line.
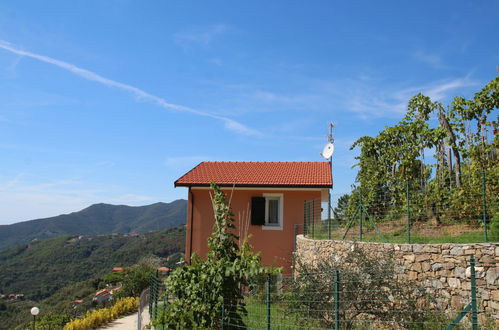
93 289 111 304
174 161 332 274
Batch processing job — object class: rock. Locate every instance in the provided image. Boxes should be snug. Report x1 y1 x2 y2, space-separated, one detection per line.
412 244 423 253
448 278 461 289
454 266 465 278
422 246 440 253
431 279 444 289
412 263 422 272
401 245 413 252
443 263 455 270
432 263 443 271
450 296 464 309
403 255 415 262
450 247 463 255
408 271 418 280
491 290 499 301
421 262 431 272
485 268 497 285
416 254 431 262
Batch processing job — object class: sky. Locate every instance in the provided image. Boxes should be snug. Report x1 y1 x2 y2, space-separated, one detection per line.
0 1 498 224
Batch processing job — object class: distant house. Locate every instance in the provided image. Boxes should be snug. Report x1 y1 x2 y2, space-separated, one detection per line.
112 267 125 273
175 161 332 274
157 266 171 273
93 289 111 303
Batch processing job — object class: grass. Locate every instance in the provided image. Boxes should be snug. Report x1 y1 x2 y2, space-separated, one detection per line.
305 219 491 244
240 297 325 330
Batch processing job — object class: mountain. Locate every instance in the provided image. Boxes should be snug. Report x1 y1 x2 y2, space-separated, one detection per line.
0 200 187 251
0 226 185 301
0 226 185 329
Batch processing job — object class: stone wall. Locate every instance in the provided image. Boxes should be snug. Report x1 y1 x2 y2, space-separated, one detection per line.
295 235 499 321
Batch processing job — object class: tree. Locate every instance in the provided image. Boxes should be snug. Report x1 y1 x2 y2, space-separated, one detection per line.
155 183 279 329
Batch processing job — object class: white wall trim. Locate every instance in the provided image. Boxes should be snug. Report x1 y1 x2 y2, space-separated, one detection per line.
191 187 323 191
262 193 283 230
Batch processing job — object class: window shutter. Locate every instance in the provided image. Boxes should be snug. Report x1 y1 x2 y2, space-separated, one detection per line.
251 197 265 225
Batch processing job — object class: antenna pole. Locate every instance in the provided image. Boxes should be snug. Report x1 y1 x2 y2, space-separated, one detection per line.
327 123 335 239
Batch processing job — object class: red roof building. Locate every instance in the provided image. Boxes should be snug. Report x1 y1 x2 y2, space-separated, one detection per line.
175 161 332 274
175 161 332 188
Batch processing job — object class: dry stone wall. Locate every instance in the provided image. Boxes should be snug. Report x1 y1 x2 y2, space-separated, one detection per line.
295 235 499 321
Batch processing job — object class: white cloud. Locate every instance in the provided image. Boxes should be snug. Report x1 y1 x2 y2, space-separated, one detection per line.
174 24 229 46
0 40 261 137
412 50 445 69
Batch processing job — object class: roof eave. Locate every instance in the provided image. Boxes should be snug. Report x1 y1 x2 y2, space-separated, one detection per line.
174 182 332 189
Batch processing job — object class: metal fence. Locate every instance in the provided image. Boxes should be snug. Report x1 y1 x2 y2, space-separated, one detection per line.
148 256 496 329
303 170 497 244
219 256 496 330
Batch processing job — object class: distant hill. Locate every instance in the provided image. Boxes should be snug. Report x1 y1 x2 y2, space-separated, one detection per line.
0 226 185 328
0 200 187 251
0 226 185 301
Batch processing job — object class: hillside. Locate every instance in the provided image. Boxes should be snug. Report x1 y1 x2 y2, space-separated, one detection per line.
0 226 185 301
0 200 187 251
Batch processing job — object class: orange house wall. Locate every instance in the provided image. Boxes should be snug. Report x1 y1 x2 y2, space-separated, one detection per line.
185 188 322 275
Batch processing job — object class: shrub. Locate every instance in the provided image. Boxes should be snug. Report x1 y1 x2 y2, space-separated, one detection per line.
63 297 138 330
287 246 434 329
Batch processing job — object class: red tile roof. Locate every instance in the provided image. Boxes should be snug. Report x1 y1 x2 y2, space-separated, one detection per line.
175 161 332 188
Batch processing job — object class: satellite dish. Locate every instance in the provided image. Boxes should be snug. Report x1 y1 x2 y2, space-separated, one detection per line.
321 143 334 159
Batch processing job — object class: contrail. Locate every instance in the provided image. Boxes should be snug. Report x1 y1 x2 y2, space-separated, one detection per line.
0 40 261 137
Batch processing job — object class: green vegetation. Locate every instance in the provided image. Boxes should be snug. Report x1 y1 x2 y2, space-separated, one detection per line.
0 226 185 329
333 76 498 242
63 297 139 330
0 200 186 251
154 183 278 329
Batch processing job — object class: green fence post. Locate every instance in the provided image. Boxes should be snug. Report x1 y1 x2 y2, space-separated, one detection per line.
154 270 159 320
328 194 332 240
406 180 411 244
304 201 308 237
334 270 340 330
266 275 271 330
359 187 363 241
149 274 155 319
221 299 225 329
481 168 488 242
312 199 315 239
470 255 478 330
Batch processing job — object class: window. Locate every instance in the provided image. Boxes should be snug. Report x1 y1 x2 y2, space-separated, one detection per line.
266 197 280 225
264 193 283 229
250 194 283 229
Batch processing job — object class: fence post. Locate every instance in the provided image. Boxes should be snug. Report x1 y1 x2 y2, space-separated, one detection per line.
304 201 308 237
359 187 363 241
220 299 225 329
481 168 488 242
334 270 340 330
154 270 159 320
312 199 315 239
328 193 332 240
149 273 155 319
470 255 478 330
406 180 411 244
266 275 271 330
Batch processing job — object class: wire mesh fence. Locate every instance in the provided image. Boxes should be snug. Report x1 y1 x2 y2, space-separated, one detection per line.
303 169 498 243
218 256 497 330
151 253 497 329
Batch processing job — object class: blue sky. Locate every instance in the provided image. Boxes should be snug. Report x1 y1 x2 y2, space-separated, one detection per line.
0 1 498 224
